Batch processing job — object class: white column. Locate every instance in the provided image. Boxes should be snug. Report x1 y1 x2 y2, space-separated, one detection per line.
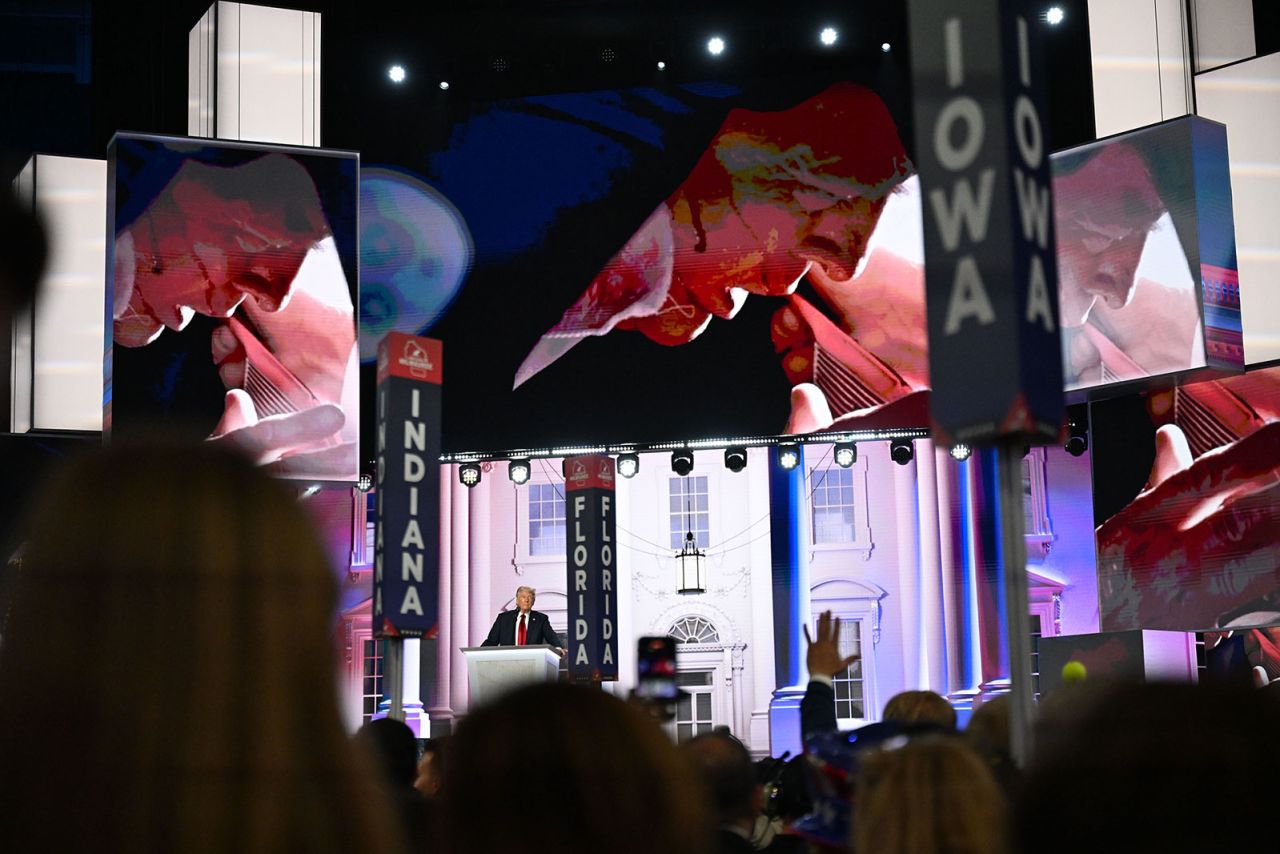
893 449 922 690
449 473 471 715
432 464 454 725
468 473 493 648
915 444 948 693
400 639 426 736
933 449 963 696
747 448 778 755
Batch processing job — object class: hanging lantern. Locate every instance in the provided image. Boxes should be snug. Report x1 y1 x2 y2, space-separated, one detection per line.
676 529 705 594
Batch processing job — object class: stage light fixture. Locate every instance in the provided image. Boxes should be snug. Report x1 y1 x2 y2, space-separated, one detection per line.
777 443 800 471
1046 6 1064 25
617 452 640 478
388 64 406 83
724 446 748 473
657 60 666 70
439 80 450 90
459 463 482 487
820 27 838 47
707 36 725 56
508 459 531 485
357 473 374 492
834 441 857 468
881 42 891 53
890 438 914 466
671 449 695 476
949 443 972 462
1065 422 1089 457
601 48 616 63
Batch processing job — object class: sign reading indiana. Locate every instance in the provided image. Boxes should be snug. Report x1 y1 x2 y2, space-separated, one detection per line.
373 332 443 639
564 454 619 680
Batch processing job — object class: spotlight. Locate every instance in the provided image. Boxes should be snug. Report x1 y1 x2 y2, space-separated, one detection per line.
388 64 406 84
724 446 748 473
1065 422 1089 457
707 36 725 56
357 473 374 492
617 452 640 478
890 439 914 466
881 42 891 53
819 27 838 47
508 459 531 485
949 443 972 462
439 80 450 90
459 463 482 487
834 441 857 468
777 443 800 471
671 449 695 477
492 57 508 72
601 48 616 63
657 60 666 70
1046 6 1064 25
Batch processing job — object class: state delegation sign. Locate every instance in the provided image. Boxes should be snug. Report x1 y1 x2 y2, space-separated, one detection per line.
564 454 619 680
373 332 443 639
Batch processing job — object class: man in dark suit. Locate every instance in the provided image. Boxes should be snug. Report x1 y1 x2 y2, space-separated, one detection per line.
482 586 566 655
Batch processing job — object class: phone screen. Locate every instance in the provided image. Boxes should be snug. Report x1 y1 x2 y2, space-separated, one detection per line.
636 635 679 700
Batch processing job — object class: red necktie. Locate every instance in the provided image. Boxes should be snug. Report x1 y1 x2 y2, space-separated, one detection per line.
517 614 527 646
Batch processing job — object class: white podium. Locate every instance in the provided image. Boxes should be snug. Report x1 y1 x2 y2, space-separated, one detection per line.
462 645 561 708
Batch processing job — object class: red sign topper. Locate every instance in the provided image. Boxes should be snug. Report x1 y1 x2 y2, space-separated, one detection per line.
564 454 616 491
377 332 443 385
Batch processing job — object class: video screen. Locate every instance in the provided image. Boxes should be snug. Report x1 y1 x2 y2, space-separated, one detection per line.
1093 364 1280 632
1050 118 1240 396
374 86 1237 456
107 134 360 481
397 73 923 455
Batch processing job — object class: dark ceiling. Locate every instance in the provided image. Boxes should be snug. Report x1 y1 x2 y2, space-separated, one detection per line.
1 0 1098 179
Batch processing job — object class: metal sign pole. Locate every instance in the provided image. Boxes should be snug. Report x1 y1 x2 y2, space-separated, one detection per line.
385 637 405 721
997 440 1035 766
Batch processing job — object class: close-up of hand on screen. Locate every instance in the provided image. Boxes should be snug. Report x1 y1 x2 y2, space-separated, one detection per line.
1097 421 1280 631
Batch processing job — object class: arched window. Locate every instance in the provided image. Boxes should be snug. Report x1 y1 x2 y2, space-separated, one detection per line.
668 616 720 644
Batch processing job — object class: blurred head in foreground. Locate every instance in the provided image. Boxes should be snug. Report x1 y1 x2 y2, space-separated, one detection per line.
439 682 713 854
0 441 392 852
853 734 1008 854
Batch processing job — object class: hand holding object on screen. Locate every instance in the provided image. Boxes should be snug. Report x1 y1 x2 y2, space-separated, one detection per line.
804 610 860 680
1098 422 1280 630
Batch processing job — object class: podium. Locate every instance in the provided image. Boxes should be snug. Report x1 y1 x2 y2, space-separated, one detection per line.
461 645 561 708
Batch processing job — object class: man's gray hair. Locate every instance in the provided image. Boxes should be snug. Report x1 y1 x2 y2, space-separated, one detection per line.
516 585 536 598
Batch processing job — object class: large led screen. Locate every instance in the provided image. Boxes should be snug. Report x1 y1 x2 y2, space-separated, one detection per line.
106 134 359 481
1051 117 1241 397
1093 364 1280 632
392 82 1235 455
415 76 923 454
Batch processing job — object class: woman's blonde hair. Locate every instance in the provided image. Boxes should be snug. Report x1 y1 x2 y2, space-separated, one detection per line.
853 735 1008 854
0 441 394 852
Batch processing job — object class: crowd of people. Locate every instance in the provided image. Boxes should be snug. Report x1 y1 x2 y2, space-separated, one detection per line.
2 440 1279 853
